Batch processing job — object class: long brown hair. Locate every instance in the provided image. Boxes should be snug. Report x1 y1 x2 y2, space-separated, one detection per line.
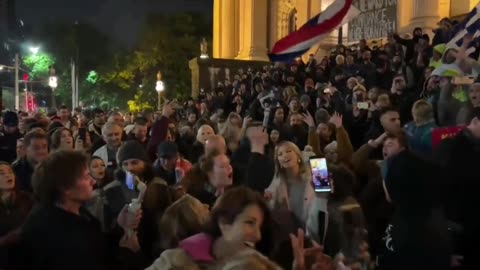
181 149 222 193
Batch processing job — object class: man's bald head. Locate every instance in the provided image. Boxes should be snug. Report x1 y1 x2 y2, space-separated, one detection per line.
205 135 227 155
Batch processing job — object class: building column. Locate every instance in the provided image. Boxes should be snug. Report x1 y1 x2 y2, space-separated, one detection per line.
213 0 221 58
236 0 269 61
213 0 237 59
220 0 236 59
409 0 441 33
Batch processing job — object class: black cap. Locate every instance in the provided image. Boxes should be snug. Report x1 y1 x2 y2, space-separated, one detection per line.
157 141 178 158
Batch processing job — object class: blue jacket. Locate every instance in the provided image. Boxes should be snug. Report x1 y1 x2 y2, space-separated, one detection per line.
404 120 437 155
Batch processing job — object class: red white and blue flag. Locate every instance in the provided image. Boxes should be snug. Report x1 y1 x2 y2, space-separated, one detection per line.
269 0 360 63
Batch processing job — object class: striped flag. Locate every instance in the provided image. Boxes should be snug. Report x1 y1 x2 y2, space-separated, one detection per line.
269 0 360 63
447 3 480 56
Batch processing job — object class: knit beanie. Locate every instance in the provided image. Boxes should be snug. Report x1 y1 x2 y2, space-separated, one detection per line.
116 141 149 165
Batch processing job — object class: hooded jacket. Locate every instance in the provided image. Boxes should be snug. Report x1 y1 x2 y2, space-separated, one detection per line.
379 151 451 270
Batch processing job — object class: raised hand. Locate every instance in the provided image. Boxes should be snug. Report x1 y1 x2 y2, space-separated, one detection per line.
302 111 316 128
290 229 331 270
242 115 252 129
369 132 388 148
329 112 343 128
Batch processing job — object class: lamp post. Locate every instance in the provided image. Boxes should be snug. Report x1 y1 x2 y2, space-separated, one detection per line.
49 66 58 109
155 71 165 110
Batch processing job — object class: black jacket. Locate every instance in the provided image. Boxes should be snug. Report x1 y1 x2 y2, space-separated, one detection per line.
17 205 146 270
12 159 35 193
379 151 451 270
434 129 480 269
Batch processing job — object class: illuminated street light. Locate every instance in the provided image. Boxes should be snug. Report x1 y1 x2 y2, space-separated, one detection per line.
29 46 40 55
49 66 58 108
49 76 58 89
155 71 164 110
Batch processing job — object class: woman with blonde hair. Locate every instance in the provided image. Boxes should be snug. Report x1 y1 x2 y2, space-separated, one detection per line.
265 141 313 221
404 99 437 154
157 194 210 251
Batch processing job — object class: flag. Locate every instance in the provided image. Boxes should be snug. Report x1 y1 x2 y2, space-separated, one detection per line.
269 0 360 63
447 3 480 56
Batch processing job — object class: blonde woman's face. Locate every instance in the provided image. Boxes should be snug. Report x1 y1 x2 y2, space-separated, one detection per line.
197 126 214 144
277 145 299 169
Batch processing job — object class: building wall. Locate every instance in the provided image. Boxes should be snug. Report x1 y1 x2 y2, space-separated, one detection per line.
212 0 474 61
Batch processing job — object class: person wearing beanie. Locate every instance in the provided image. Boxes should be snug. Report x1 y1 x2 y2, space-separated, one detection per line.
104 140 179 260
379 150 451 270
116 140 149 176
0 111 22 163
153 141 179 186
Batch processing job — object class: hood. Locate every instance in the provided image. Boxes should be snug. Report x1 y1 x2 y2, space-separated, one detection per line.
179 233 216 263
384 151 439 218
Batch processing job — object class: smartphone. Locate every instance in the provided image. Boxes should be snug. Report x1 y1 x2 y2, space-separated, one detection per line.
357 102 369 110
78 127 87 142
309 157 331 193
126 171 136 191
452 76 475 85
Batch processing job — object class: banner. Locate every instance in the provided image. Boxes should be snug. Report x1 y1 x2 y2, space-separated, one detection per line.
432 126 464 149
348 0 397 42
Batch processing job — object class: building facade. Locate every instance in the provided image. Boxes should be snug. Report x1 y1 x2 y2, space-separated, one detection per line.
212 0 477 61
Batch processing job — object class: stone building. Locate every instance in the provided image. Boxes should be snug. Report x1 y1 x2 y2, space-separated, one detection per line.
212 0 477 61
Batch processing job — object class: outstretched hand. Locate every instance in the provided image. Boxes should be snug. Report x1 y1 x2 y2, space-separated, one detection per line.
329 112 343 128
302 111 316 128
290 229 333 270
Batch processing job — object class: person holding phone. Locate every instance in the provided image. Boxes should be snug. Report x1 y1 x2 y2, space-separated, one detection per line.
105 141 179 259
264 141 327 244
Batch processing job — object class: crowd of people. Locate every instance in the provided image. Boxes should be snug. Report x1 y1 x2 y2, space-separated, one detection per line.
0 23 480 270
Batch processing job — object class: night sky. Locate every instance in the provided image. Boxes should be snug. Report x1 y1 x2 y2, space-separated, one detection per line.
16 0 213 46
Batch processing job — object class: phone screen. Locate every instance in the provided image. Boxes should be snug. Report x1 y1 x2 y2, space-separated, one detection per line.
309 157 331 193
357 102 369 110
78 128 87 142
126 171 135 191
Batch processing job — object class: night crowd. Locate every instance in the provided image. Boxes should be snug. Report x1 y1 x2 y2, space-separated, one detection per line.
1 22 480 270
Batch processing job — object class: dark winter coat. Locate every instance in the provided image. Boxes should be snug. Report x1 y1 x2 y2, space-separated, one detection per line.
17 205 147 270
379 151 451 270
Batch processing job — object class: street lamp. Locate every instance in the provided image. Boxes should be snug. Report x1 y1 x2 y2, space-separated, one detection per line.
29 46 39 55
49 66 58 109
155 71 165 110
